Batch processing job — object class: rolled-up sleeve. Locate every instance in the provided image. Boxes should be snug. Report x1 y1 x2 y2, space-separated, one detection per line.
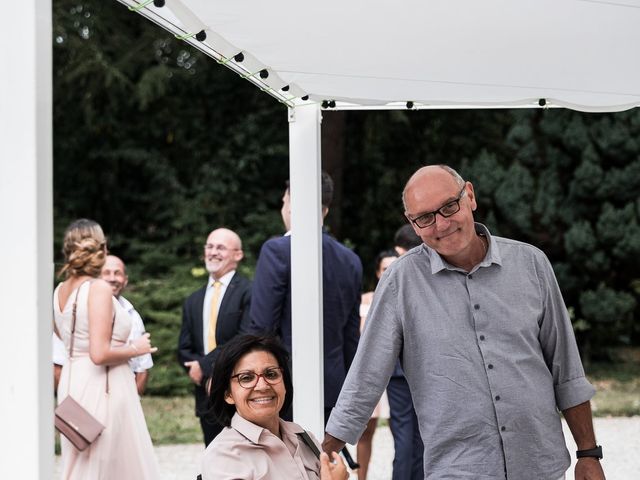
536 253 595 410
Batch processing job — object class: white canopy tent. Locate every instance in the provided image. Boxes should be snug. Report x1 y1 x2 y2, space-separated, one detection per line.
119 0 640 112
2 0 639 476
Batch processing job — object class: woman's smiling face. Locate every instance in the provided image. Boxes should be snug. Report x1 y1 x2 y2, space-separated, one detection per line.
225 350 286 435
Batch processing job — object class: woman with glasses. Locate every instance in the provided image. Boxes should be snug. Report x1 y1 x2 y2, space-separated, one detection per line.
201 334 348 480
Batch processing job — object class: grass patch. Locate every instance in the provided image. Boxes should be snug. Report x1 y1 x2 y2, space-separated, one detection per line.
142 395 202 445
587 359 640 417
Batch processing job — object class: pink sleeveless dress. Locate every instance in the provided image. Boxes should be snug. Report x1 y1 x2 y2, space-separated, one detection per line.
54 281 160 479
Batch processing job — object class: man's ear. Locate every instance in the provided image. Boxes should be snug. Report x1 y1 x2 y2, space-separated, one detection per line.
466 182 477 211
224 390 235 405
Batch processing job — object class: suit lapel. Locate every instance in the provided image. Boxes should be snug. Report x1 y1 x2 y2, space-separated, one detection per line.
218 274 238 319
194 286 207 355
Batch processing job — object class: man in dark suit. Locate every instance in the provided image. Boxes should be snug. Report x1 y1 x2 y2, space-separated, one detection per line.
178 227 251 446
249 173 362 424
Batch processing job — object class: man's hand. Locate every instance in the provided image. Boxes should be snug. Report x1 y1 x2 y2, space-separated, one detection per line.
320 451 349 480
184 360 203 385
322 433 346 455
130 332 158 355
575 458 605 480
135 371 149 396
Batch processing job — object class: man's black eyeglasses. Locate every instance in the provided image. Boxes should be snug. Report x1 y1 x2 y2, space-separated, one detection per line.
407 186 467 229
204 243 239 253
231 367 284 389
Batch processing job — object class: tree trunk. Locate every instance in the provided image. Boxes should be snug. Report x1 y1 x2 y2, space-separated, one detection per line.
321 111 347 238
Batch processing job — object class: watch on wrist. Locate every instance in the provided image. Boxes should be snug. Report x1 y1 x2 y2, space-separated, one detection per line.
576 445 603 460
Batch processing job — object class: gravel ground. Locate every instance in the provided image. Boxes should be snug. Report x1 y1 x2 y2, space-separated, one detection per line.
54 416 639 479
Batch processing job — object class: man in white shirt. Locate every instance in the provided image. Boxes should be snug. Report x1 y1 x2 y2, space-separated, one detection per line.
53 255 153 395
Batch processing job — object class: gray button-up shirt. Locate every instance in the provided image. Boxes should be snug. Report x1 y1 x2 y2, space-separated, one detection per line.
326 224 595 480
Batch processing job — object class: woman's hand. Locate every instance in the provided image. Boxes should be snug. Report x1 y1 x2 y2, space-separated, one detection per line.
320 451 348 480
130 332 158 356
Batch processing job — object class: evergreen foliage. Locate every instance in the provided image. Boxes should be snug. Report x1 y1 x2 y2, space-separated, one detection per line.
53 1 639 393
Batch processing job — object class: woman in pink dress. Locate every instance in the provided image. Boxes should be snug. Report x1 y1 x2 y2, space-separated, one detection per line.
53 219 160 479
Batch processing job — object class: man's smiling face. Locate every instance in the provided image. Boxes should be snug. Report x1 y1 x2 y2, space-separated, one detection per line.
404 166 478 262
203 229 243 280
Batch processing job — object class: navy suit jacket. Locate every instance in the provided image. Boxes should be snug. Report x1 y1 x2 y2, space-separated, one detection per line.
178 273 251 416
249 232 362 408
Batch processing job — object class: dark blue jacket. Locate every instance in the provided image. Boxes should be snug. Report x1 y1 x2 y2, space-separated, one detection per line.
249 232 362 408
178 273 252 416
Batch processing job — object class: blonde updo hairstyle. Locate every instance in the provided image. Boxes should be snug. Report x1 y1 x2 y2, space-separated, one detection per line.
58 219 107 279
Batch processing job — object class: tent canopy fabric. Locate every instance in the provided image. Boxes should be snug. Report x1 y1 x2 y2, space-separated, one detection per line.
121 0 640 112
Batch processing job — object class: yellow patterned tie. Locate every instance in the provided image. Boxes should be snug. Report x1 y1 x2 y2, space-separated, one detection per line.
207 281 223 351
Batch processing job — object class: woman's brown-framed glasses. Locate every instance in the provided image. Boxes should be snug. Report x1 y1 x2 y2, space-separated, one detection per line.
408 186 467 228
231 367 284 389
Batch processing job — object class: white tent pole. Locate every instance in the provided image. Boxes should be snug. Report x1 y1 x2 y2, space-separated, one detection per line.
288 104 325 439
0 0 54 476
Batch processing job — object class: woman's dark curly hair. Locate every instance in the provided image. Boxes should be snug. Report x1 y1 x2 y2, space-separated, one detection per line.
206 335 293 428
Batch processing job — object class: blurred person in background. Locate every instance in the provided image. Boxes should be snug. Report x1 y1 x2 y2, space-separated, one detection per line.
250 172 362 469
179 227 252 446
54 219 159 479
53 254 153 395
250 172 362 425
393 223 422 255
357 249 398 480
384 225 425 480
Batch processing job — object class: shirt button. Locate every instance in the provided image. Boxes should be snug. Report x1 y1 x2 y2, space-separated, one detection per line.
495 395 501 401
474 304 480 310
501 426 506 431
479 335 485 341
468 274 473 280
488 364 494 369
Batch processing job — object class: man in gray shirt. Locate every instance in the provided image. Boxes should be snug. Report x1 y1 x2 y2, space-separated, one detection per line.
323 165 605 480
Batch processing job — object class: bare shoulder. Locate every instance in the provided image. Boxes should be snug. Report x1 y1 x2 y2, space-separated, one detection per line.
89 278 113 297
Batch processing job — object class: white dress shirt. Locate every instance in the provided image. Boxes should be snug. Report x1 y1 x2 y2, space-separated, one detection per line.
202 270 236 354
119 296 154 372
